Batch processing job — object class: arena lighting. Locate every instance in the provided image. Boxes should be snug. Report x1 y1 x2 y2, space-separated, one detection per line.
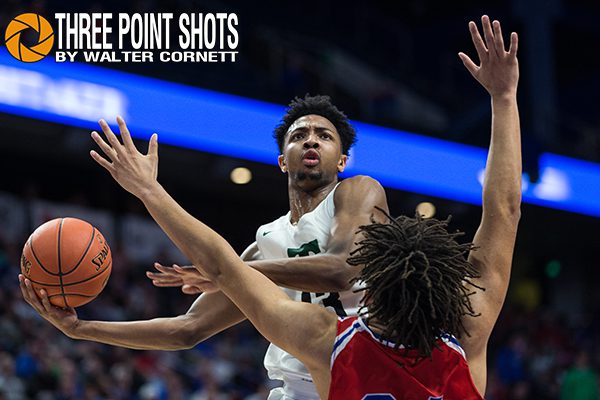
416 202 436 218
230 167 252 184
1 48 599 218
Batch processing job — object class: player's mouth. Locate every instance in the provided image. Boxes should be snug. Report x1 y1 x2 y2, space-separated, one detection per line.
302 149 320 167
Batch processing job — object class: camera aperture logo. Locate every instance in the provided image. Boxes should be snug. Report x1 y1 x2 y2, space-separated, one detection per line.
5 13 55 62
4 12 239 63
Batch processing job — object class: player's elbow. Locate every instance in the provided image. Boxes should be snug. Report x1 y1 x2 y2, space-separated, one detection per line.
484 194 521 223
329 255 359 291
170 315 211 349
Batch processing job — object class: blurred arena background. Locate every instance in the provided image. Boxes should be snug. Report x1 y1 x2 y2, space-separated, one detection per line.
1 0 599 399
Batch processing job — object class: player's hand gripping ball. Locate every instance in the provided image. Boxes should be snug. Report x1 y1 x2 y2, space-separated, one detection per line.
21 218 112 308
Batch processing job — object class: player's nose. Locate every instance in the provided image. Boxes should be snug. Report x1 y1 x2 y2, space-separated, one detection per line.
303 132 319 149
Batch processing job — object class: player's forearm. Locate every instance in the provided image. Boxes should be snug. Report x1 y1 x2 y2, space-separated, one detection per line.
137 183 238 279
248 253 354 292
483 94 522 216
71 316 198 350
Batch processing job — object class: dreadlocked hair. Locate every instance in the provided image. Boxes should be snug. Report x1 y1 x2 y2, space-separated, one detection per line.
273 94 357 155
347 209 483 359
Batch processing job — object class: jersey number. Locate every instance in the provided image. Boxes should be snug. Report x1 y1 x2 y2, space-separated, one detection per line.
287 240 347 317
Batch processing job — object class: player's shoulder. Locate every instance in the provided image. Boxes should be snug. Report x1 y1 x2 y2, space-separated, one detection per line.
334 175 387 209
337 175 383 191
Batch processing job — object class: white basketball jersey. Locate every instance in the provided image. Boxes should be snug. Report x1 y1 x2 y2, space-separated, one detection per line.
255 184 363 399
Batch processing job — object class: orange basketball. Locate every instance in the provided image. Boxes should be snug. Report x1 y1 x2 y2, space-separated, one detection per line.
20 218 112 308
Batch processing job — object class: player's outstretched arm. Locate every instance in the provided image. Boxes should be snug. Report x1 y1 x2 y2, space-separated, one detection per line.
457 15 521 393
246 175 389 292
20 273 245 350
90 117 336 397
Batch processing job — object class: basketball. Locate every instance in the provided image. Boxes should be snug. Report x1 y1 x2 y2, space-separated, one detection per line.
20 218 112 308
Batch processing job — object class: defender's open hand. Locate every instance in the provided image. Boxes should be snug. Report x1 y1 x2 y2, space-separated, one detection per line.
90 116 159 199
459 15 519 98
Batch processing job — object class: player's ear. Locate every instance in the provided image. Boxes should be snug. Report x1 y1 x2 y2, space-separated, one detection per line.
278 154 287 173
337 154 348 173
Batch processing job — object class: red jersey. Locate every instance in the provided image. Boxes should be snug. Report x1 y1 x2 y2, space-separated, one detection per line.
328 316 483 400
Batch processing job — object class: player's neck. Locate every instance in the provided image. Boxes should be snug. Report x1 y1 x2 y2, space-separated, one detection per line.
287 180 337 224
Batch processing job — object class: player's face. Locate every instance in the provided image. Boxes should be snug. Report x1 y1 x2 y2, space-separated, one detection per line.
278 115 347 186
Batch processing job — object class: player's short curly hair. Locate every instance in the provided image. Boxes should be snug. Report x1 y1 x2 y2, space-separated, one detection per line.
273 94 357 155
347 210 483 359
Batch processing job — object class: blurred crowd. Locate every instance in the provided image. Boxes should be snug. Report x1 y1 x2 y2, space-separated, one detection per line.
0 219 598 399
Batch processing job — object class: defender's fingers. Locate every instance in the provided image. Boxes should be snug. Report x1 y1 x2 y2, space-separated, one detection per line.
458 52 479 76
492 20 506 54
98 119 124 154
91 131 118 162
90 150 115 173
481 15 496 57
116 116 137 152
469 21 487 62
508 32 518 57
148 133 158 158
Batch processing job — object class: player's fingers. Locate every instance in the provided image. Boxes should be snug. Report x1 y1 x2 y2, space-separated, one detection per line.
116 116 138 152
98 119 124 154
148 133 158 158
154 264 178 275
39 289 53 313
90 150 115 173
508 32 518 57
458 53 479 76
152 280 182 287
23 278 43 309
481 15 496 58
19 275 32 303
91 131 118 162
492 20 506 54
469 21 487 62
172 265 193 274
148 276 179 284
146 270 179 280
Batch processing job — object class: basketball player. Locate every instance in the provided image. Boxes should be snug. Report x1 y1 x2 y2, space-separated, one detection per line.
21 92 388 399
22 15 519 398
